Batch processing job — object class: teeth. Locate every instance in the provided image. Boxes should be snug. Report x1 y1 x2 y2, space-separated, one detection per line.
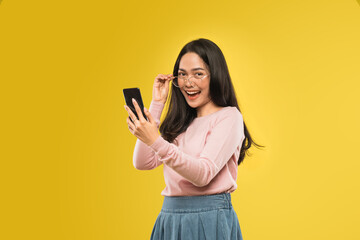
186 91 200 95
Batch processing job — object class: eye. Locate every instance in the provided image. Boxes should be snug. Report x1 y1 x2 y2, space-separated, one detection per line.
194 72 204 78
178 72 186 76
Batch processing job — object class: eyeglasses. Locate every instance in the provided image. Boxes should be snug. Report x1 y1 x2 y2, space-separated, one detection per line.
171 73 208 88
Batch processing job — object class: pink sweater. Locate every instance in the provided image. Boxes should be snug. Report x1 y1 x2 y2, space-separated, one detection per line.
133 100 245 196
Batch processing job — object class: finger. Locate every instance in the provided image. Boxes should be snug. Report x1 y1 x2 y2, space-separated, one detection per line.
125 105 138 125
168 74 176 83
144 107 155 124
165 74 173 80
127 119 134 131
156 74 172 82
126 117 136 133
126 115 136 129
160 74 170 79
165 77 170 88
155 74 166 82
132 98 146 121
156 74 165 79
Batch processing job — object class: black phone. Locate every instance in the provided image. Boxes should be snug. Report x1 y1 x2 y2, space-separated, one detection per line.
123 88 148 121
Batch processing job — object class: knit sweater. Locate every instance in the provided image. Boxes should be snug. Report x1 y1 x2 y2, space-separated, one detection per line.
133 100 245 196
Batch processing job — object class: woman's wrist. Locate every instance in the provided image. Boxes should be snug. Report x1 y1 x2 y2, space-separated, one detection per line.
146 133 160 146
152 98 166 104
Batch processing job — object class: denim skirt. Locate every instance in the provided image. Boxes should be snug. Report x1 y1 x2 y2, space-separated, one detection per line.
150 193 243 240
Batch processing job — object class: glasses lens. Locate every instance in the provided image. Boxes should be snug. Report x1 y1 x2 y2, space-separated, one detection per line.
172 77 180 88
194 74 206 79
173 75 205 87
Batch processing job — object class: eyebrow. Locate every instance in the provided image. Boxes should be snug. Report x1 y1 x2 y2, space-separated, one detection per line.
178 67 205 72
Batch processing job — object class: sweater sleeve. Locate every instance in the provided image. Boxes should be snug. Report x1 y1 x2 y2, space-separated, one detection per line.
132 100 165 170
149 109 245 187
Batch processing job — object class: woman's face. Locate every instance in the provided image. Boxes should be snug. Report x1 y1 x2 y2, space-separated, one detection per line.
177 52 213 114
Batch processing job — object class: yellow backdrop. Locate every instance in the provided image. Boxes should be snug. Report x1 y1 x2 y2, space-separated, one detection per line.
1 0 360 239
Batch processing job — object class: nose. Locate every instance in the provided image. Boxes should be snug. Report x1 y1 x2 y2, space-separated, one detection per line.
184 76 195 87
184 79 193 87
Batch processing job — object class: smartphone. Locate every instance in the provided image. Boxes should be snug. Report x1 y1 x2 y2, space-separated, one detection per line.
123 88 148 121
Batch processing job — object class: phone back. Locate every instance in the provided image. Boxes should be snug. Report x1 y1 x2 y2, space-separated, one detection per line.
123 88 147 121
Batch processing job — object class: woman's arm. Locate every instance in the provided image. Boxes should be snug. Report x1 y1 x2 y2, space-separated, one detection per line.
148 109 245 187
125 73 173 170
132 100 164 170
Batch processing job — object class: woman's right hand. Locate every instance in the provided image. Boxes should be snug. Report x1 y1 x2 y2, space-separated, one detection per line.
152 74 173 104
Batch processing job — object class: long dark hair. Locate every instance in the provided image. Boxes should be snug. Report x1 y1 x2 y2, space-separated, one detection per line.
159 38 264 165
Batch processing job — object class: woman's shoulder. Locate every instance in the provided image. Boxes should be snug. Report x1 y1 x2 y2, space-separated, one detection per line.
199 107 244 136
222 106 241 115
215 106 243 121
194 106 243 124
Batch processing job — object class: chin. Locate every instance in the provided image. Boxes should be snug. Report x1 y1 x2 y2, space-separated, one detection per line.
186 102 198 109
183 95 201 108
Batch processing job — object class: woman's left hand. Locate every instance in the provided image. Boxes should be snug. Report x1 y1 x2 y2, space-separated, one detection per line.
125 99 159 146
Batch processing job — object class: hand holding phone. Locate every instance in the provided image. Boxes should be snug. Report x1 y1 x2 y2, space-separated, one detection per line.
123 87 160 145
123 88 148 122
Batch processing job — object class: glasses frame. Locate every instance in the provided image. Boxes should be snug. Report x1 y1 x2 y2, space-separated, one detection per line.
171 74 208 88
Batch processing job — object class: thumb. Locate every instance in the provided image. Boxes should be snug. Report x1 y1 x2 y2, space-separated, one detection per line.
163 78 170 92
165 78 170 88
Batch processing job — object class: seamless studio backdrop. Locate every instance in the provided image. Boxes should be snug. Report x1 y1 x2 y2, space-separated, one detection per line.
0 0 360 239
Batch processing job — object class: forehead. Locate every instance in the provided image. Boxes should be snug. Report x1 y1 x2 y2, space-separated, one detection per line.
179 52 207 71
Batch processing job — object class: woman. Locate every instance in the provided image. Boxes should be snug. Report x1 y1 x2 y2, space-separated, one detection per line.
125 38 263 240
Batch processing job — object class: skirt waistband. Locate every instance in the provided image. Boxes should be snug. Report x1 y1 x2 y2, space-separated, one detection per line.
161 193 233 213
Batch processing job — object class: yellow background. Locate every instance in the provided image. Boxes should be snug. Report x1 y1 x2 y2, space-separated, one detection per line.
1 0 360 239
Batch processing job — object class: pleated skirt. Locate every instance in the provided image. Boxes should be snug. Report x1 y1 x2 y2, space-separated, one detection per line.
150 193 243 240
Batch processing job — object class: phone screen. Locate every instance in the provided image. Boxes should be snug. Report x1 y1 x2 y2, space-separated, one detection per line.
123 88 148 121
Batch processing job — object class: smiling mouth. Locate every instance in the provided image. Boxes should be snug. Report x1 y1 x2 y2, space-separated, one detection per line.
185 90 201 99
186 90 201 95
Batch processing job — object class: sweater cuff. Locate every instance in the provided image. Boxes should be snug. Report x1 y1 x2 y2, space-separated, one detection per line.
149 136 169 159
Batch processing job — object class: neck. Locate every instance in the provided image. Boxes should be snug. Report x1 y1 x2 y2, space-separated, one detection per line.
196 100 223 117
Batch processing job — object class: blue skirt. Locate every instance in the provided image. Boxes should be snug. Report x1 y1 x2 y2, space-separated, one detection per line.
150 193 243 240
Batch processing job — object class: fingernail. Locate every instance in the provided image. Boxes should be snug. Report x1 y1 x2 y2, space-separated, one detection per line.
132 98 135 104
124 105 127 110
